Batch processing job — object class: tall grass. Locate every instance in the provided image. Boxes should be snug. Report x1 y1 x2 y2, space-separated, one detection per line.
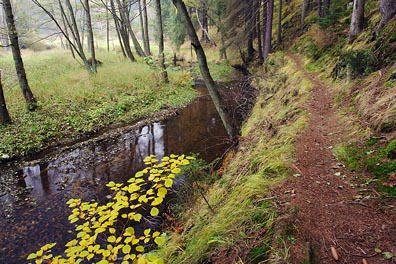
0 49 196 158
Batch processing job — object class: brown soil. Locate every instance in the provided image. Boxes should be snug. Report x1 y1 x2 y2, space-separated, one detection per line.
276 54 396 263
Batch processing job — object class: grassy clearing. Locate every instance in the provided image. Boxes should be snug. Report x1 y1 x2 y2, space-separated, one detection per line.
157 52 312 263
0 49 196 158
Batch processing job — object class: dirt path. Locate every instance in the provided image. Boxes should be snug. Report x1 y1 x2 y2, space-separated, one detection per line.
277 54 396 263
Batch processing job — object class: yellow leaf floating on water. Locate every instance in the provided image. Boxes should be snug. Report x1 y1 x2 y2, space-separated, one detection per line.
108 236 116 243
136 245 145 252
150 207 159 216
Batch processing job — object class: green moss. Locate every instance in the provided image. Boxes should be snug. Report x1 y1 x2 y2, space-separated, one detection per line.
385 140 396 159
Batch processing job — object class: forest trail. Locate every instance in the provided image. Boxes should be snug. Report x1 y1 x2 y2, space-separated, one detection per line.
276 54 396 263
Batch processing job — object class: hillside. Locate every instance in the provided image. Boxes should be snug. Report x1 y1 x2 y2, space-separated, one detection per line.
156 0 396 263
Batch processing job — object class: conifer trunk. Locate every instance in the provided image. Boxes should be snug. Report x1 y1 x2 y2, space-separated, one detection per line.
154 0 168 82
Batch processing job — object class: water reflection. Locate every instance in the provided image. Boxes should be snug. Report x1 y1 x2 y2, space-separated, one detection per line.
0 85 231 263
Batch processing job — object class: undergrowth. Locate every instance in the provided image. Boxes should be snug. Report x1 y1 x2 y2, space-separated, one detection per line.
335 139 396 196
156 52 311 263
0 50 196 159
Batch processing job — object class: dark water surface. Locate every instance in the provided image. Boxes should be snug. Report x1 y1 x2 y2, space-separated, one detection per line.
0 85 233 263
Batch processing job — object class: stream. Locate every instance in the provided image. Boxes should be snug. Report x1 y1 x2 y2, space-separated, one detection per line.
0 84 244 263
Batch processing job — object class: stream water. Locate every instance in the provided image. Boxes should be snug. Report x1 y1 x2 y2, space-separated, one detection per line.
0 84 236 263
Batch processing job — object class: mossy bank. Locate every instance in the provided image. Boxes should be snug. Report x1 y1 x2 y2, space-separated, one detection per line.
155 53 312 263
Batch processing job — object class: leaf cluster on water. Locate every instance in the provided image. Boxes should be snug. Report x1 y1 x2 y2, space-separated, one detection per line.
27 154 195 264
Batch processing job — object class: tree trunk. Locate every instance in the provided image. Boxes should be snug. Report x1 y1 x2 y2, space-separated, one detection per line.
171 0 236 139
247 0 255 61
106 0 110 52
142 0 151 55
110 0 135 61
0 71 11 124
0 7 9 51
257 0 264 63
115 0 146 57
348 0 365 43
59 0 75 58
376 0 396 35
318 0 323 17
154 0 168 82
138 0 145 51
64 0 92 73
262 0 267 57
3 0 37 111
199 0 209 43
301 0 308 26
84 0 96 73
277 0 282 45
264 0 274 60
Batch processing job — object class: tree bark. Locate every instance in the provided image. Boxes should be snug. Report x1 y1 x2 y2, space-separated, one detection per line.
59 0 75 58
277 0 283 45
264 0 274 60
154 0 168 82
138 0 145 52
376 0 396 35
348 0 365 43
0 71 11 124
3 0 37 111
84 0 97 73
142 0 151 55
171 0 236 139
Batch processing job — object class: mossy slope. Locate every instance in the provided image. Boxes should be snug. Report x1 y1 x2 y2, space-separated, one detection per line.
159 53 312 263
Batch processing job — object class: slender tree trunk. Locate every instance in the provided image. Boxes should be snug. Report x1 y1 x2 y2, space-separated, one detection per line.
138 0 145 51
247 0 255 60
84 0 96 73
0 71 11 124
81 9 86 48
318 0 323 17
3 0 37 111
64 0 92 73
301 0 308 26
115 0 146 57
171 0 236 139
106 0 110 52
110 0 135 61
0 8 9 51
59 0 75 58
277 0 282 45
264 0 274 60
154 0 168 82
348 0 365 43
142 0 151 55
376 0 396 35
262 0 267 56
257 0 264 63
199 0 209 43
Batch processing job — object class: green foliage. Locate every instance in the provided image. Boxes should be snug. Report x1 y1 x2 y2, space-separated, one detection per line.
341 49 376 76
385 140 396 159
27 154 195 264
161 0 186 51
335 140 396 196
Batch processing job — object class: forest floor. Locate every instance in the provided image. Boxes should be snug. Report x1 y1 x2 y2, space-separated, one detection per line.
275 54 396 263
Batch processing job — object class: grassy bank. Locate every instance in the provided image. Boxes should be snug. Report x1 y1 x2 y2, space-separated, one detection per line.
157 53 312 263
0 50 196 159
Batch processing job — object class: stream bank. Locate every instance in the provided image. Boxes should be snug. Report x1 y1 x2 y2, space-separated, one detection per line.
0 78 254 263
